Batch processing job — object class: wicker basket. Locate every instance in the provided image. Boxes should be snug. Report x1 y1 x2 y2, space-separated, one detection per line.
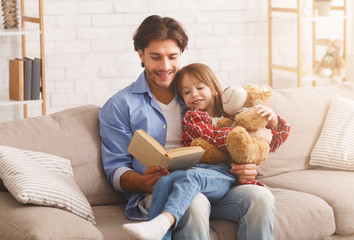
2 0 19 29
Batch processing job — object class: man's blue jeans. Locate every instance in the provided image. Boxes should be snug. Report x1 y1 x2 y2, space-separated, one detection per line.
211 184 276 239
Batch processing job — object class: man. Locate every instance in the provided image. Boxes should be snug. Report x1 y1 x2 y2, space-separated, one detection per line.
100 15 275 240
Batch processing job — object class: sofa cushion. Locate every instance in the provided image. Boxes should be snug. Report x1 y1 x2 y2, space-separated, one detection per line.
262 170 354 234
93 204 222 240
269 187 335 239
310 96 354 170
259 82 354 178
0 192 103 240
0 145 95 224
210 220 237 240
0 105 125 206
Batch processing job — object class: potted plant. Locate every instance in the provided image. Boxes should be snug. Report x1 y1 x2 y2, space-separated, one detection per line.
314 0 332 16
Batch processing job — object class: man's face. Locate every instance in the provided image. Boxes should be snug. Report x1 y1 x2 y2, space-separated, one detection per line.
138 39 182 89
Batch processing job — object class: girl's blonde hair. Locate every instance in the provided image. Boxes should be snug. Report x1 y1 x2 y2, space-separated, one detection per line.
174 63 224 117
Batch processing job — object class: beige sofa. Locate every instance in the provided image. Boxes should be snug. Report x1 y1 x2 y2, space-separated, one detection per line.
0 82 354 240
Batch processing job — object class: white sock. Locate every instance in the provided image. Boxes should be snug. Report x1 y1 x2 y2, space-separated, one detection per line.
123 214 171 240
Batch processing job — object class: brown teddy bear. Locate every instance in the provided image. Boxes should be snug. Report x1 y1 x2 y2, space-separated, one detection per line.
313 38 346 83
191 84 273 167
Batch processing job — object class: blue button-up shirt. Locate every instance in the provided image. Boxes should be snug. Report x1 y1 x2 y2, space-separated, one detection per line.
99 71 185 220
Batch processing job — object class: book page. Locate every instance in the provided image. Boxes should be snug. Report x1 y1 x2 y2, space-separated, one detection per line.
167 149 205 171
167 146 204 158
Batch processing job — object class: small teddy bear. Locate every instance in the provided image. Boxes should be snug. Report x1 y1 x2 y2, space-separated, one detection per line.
313 38 346 84
191 84 273 167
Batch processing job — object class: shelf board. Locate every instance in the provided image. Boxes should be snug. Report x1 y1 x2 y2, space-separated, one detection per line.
271 67 346 82
301 72 346 82
271 13 347 22
302 15 347 22
0 27 40 36
0 99 43 107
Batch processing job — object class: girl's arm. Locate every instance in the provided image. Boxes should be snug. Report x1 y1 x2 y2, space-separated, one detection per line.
267 116 291 152
254 105 290 152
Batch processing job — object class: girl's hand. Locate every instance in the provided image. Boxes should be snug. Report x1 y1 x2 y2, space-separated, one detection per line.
254 105 278 130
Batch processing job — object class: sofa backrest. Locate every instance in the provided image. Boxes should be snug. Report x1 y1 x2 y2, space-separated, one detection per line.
0 105 125 206
258 82 354 178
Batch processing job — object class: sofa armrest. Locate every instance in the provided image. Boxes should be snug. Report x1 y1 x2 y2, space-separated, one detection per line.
0 192 103 240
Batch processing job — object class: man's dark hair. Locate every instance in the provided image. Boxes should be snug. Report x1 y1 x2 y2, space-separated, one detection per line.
133 15 188 67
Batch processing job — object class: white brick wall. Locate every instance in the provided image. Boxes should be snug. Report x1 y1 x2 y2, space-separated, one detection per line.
0 0 351 121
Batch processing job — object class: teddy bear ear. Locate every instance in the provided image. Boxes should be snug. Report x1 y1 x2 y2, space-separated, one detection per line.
261 85 273 96
261 86 270 92
333 39 342 49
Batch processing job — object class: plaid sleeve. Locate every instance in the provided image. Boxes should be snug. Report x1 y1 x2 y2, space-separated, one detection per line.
267 115 291 152
181 109 233 151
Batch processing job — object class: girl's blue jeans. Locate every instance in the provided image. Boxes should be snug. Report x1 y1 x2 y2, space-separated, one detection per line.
147 163 275 240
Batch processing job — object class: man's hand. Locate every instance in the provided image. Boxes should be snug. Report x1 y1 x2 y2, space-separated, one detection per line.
121 166 169 193
230 163 257 183
142 166 169 193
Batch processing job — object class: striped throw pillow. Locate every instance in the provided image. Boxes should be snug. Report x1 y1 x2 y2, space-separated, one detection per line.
0 146 96 224
310 96 354 170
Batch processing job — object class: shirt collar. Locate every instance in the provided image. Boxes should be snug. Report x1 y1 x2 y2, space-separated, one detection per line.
132 71 151 95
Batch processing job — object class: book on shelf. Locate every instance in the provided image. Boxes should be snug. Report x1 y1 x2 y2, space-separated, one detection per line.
127 129 205 171
31 58 41 100
8 57 42 102
23 58 32 100
9 58 24 101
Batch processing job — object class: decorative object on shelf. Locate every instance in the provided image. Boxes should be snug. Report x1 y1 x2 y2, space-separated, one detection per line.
313 38 346 84
302 0 313 17
1 0 19 29
268 0 347 87
314 0 332 16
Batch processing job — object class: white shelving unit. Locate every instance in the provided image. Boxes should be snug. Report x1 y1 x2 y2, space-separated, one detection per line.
0 27 39 36
268 0 347 87
0 0 46 118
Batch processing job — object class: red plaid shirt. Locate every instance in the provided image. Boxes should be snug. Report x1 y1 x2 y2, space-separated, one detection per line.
181 108 290 153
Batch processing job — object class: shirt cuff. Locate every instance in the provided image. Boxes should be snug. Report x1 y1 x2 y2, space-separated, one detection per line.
113 166 133 192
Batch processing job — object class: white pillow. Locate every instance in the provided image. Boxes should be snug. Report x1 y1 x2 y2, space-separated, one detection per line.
0 145 96 224
310 96 354 170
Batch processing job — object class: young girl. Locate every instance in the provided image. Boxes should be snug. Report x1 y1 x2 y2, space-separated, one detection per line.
123 63 290 240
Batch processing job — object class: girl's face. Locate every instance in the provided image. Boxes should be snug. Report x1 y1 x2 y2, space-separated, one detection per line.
180 73 215 116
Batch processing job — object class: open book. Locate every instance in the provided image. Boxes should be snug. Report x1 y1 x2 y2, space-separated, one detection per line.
127 129 205 171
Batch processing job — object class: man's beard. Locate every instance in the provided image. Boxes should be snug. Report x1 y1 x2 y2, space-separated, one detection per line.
145 67 177 89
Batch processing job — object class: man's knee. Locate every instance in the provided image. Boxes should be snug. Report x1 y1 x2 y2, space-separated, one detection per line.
187 192 211 217
175 193 211 239
243 186 276 216
253 187 275 211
